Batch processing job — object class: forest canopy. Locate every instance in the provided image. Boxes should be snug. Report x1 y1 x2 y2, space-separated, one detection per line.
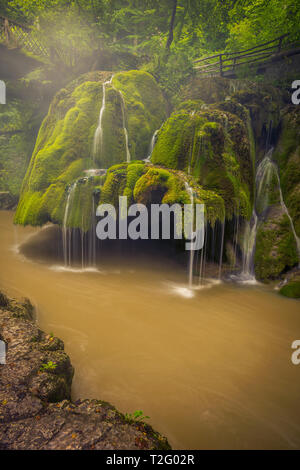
1 1 299 97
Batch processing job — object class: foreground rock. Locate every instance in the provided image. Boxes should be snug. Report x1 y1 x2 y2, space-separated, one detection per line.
0 292 170 450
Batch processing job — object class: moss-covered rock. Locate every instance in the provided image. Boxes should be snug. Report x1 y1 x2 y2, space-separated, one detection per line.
273 106 300 236
99 161 225 227
112 71 167 160
254 206 298 281
279 274 300 299
14 70 167 229
151 106 253 221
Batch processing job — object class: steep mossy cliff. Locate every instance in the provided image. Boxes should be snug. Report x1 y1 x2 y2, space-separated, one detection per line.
15 70 167 228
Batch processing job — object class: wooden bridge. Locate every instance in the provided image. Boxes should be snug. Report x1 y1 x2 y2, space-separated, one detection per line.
194 35 300 78
0 15 48 57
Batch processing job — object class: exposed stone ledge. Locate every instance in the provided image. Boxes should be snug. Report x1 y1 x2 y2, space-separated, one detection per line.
0 292 170 450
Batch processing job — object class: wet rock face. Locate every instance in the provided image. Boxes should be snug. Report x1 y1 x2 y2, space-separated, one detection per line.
0 192 17 210
0 293 170 450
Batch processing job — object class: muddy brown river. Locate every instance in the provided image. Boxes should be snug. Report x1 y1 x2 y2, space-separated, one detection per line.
0 211 300 449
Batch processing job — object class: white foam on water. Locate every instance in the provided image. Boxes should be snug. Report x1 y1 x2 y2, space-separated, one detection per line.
49 265 102 274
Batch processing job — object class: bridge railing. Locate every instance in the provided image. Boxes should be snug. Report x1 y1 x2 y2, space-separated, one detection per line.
193 34 300 77
0 15 48 57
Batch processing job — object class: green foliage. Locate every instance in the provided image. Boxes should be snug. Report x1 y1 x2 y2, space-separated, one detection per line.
227 0 300 52
0 99 40 197
40 361 57 372
124 410 150 423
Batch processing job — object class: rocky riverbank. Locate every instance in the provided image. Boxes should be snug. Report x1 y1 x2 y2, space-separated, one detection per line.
0 291 170 450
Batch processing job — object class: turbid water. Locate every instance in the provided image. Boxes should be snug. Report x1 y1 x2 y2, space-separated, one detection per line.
1 211 300 449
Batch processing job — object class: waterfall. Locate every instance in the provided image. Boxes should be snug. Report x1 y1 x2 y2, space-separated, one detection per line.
62 179 98 269
62 181 78 267
238 148 300 280
277 182 300 264
198 229 206 286
93 78 131 165
218 220 225 279
256 150 300 263
185 182 195 288
116 89 131 163
144 129 159 162
93 78 112 163
241 212 258 280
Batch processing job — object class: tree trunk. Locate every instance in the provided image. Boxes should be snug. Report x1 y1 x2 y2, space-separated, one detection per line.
166 0 177 50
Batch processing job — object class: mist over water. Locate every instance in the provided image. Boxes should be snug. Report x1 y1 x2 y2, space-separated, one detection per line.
1 211 300 449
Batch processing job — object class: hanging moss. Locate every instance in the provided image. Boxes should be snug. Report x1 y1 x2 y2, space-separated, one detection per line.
98 162 225 227
66 178 95 232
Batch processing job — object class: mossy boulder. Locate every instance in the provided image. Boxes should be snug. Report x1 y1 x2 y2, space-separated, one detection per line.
100 161 225 227
279 274 300 299
254 206 298 281
151 106 253 220
14 70 167 229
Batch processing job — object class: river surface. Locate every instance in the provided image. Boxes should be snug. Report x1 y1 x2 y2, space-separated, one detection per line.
0 211 300 449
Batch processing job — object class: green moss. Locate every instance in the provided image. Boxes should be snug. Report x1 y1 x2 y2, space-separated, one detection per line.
15 78 102 226
280 279 300 299
15 70 167 228
273 107 300 236
254 211 298 281
176 100 204 114
152 106 253 221
99 162 225 227
112 71 167 160
66 178 95 232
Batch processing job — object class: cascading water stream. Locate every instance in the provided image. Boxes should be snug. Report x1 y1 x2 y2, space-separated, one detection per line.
218 220 225 279
239 148 300 280
257 149 300 263
93 78 113 163
117 90 131 163
62 181 78 267
185 182 195 288
241 212 258 280
144 129 159 162
93 77 131 165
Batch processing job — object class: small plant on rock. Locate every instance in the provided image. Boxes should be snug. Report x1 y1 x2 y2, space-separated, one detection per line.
124 410 150 423
39 361 57 372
